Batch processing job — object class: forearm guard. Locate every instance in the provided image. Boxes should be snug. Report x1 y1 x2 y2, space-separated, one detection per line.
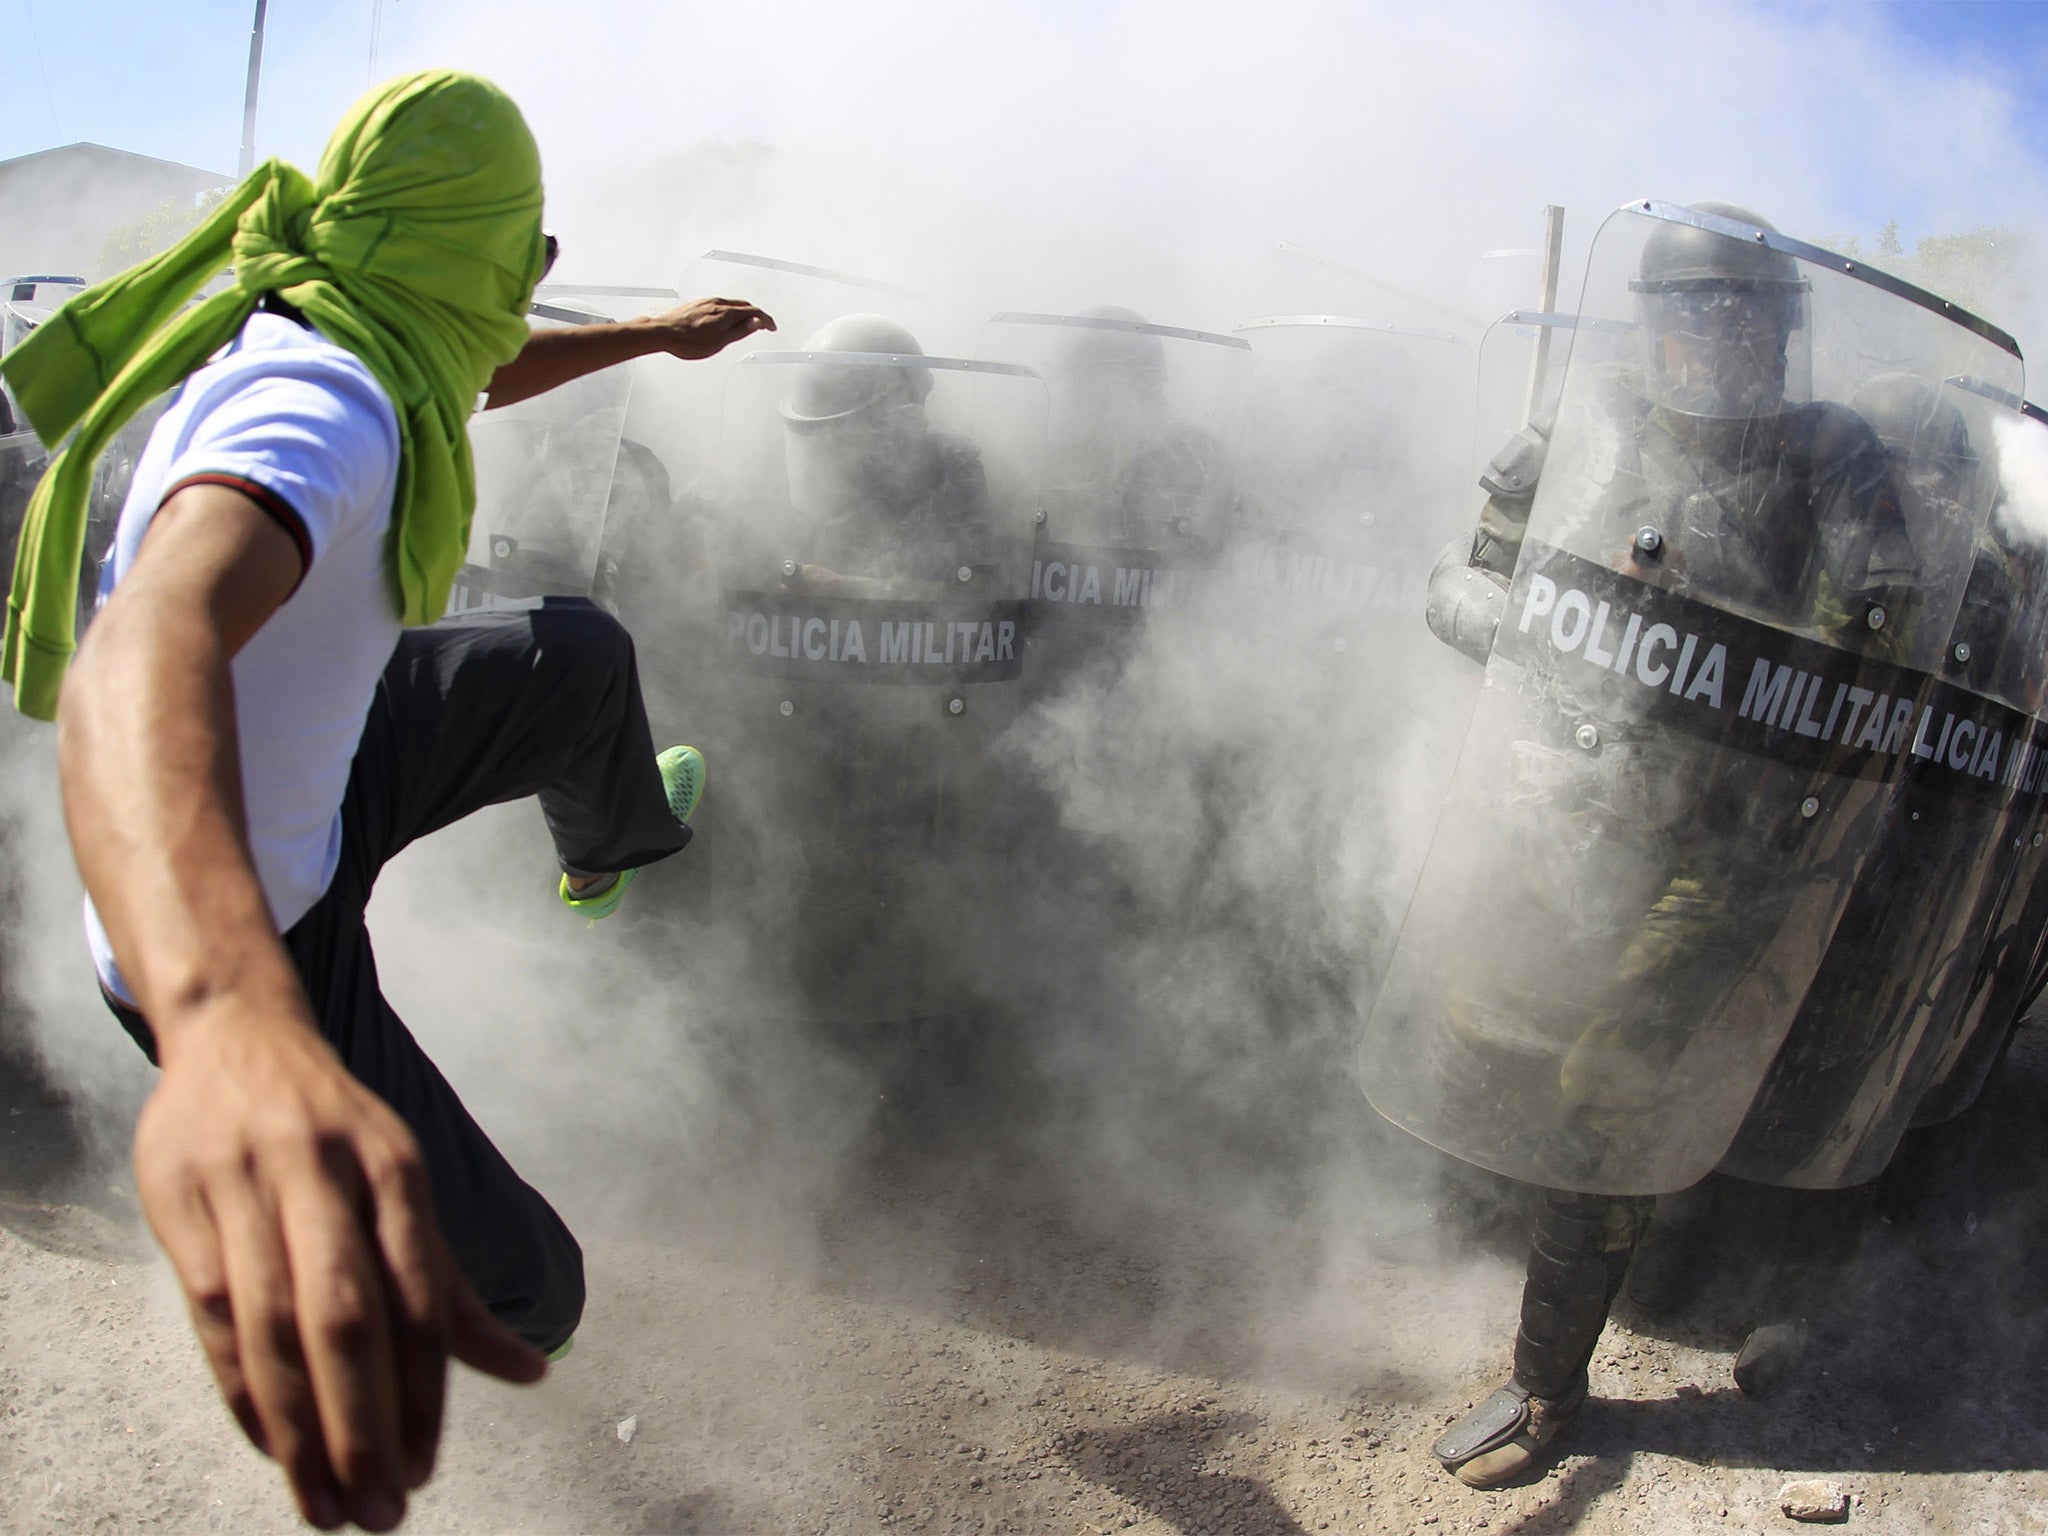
1425 535 1508 665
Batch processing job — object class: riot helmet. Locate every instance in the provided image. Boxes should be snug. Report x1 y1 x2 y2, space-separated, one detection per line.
1850 373 1977 473
1851 373 1988 601
1054 306 1169 417
781 313 933 423
1058 306 1167 379
781 313 937 518
1631 202 1811 420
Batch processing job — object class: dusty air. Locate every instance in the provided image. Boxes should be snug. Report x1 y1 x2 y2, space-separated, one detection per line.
4 3 2048 1534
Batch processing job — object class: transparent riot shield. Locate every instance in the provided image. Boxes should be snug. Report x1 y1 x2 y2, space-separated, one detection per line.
1250 241 1481 342
1904 404 2048 1129
683 250 928 356
1239 316 1468 543
971 311 1247 704
1223 315 1474 648
0 281 70 561
1470 311 1635 489
1220 314 1488 987
447 306 631 615
2 278 161 636
978 311 1248 547
1905 737 2048 1130
714 348 1044 615
533 283 676 315
696 347 1046 1026
1360 200 2020 1195
1720 383 2034 1187
620 252 938 530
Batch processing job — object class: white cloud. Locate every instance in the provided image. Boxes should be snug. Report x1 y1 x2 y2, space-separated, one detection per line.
375 0 2043 340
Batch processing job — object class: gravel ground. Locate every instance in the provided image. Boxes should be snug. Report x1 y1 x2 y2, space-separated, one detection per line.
8 1009 2048 1536
6 759 2048 1536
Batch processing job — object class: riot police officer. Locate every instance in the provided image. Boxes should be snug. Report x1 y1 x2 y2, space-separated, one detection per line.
778 311 992 590
1850 373 2038 706
678 309 1030 1047
1043 304 1230 545
1411 203 1918 1488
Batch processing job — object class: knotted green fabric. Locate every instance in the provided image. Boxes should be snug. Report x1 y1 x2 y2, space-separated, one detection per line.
0 69 547 719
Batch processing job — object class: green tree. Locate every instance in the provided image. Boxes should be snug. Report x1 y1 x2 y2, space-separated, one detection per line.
97 189 229 277
1827 220 2039 340
1903 226 2038 323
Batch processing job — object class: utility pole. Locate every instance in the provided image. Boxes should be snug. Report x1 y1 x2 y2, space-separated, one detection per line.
1522 205 1566 427
238 0 269 179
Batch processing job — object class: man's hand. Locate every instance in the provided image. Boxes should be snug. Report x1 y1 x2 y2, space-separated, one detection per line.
484 297 775 408
136 1003 545 1531
59 484 544 1530
638 296 777 360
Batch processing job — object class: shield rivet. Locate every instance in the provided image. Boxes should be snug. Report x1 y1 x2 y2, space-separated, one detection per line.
1033 508 1047 525
948 697 965 716
782 559 799 578
778 700 794 717
1866 605 1887 631
957 565 973 583
1801 796 1821 818
493 538 512 559
1634 526 1663 555
1954 641 1972 663
2035 832 2044 847
1174 517 1192 536
1574 723 1600 751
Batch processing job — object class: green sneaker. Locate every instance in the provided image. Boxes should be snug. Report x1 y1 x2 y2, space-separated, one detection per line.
558 865 638 920
546 1335 575 1364
558 745 705 922
656 743 707 823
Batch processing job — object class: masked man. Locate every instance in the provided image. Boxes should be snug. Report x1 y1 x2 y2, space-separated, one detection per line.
4 72 770 1530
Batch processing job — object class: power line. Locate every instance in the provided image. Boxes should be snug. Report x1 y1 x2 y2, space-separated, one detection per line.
24 8 66 144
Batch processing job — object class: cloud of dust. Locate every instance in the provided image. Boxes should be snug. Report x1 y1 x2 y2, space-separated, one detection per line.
2 0 2045 1469
1994 406 2048 545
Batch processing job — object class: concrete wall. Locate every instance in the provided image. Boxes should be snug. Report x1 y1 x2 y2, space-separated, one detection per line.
0 143 231 283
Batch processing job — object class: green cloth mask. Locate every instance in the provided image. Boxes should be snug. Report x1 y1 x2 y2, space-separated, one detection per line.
0 69 547 719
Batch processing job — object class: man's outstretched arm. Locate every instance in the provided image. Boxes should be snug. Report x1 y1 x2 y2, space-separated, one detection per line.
58 485 544 1533
484 295 775 409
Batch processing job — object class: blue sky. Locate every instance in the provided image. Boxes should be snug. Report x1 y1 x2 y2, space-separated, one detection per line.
7 3 2046 178
0 1 435 174
1879 0 2048 60
1 0 2043 265
1847 0 2048 214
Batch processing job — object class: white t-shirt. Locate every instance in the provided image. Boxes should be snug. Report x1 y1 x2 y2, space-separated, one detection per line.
87 311 404 1003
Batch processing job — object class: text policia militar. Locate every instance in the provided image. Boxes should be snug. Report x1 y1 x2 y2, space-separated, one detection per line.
719 535 1421 685
721 590 1028 683
1026 538 1414 624
1500 541 2048 798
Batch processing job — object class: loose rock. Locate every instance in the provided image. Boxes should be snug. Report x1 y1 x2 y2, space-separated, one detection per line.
616 1415 639 1445
1778 1479 1849 1522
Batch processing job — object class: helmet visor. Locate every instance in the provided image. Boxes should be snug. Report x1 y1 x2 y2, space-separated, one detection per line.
1636 283 1811 419
783 404 921 519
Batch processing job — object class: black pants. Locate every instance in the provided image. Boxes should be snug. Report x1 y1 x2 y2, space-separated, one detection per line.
1512 1188 1655 1400
110 600 691 1353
